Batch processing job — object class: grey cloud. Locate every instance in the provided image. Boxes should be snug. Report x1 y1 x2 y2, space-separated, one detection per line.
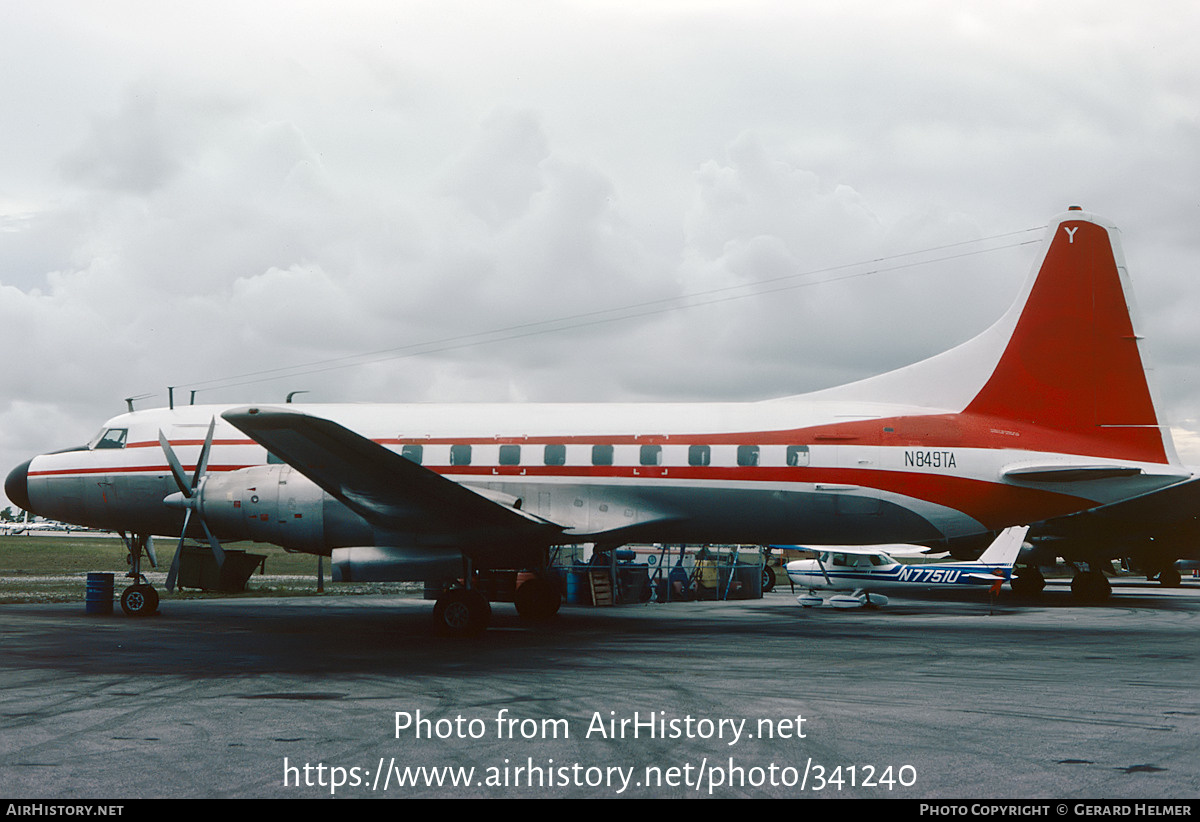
5 2 1200 508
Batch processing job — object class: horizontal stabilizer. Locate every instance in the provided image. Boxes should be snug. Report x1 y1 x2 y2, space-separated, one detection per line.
1003 464 1147 483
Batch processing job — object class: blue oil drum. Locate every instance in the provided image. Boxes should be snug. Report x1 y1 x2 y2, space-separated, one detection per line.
565 568 585 604
85 572 114 615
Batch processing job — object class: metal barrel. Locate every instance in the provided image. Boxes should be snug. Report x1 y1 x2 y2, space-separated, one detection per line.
84 572 114 615
565 568 584 604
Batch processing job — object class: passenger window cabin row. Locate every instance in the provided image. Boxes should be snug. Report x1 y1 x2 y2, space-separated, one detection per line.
397 443 812 468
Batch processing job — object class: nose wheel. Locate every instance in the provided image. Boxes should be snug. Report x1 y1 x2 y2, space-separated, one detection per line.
118 532 161 617
120 584 160 617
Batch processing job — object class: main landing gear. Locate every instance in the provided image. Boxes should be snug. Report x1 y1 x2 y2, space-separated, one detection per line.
1069 565 1112 603
118 533 160 617
513 576 561 622
432 588 492 637
1157 566 1182 588
1011 563 1117 603
1009 564 1046 598
1141 559 1182 588
431 565 563 637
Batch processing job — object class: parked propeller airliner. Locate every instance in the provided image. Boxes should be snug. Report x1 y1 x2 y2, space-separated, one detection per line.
785 525 1029 608
7 207 1200 632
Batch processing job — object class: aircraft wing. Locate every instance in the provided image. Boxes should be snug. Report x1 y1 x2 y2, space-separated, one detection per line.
1031 475 1200 560
221 406 563 538
773 543 933 557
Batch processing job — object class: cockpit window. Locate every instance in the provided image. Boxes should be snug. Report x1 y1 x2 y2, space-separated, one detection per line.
91 428 128 449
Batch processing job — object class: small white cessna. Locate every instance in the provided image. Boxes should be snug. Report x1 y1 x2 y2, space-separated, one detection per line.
7 208 1200 634
785 525 1029 608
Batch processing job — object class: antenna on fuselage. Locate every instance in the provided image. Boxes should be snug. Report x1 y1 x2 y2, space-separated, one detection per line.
286 391 309 404
124 394 152 413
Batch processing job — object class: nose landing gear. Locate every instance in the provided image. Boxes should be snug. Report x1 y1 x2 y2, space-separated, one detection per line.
118 532 160 617
120 583 160 616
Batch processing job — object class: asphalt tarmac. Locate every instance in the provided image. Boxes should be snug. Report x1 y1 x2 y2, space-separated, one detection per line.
1 582 1197 799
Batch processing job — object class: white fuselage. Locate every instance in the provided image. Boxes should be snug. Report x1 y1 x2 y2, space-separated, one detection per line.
786 554 1010 593
17 396 1187 554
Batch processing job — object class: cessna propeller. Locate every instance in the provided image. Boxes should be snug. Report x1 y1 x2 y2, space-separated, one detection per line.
159 418 226 592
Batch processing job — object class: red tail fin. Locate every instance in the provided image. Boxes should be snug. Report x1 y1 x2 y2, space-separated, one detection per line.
964 210 1171 463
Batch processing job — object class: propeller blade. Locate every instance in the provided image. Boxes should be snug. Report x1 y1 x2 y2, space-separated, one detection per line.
201 518 226 569
190 418 216 490
159 430 192 497
165 509 192 592
162 417 224 591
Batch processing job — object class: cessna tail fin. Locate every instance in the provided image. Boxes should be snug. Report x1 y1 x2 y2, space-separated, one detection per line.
975 525 1029 566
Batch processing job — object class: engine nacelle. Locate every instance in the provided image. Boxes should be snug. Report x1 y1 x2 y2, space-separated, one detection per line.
195 464 370 553
331 545 463 583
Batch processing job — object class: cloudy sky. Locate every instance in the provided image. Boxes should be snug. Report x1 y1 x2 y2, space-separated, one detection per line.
3 1 1200 508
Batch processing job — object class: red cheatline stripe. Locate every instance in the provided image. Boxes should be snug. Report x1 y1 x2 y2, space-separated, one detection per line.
30 465 254 477
127 439 248 449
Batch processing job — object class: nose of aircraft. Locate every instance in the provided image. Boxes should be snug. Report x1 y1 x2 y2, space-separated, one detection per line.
5 459 32 512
